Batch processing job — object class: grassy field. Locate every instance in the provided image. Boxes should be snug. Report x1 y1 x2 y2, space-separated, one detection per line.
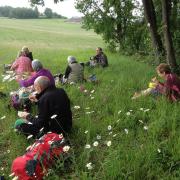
0 18 180 179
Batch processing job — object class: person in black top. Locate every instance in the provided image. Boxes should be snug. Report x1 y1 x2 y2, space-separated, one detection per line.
15 76 72 137
94 47 108 67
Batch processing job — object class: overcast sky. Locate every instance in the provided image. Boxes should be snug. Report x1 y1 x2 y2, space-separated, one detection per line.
0 0 82 18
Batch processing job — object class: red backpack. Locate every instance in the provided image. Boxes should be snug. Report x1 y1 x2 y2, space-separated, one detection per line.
11 133 68 180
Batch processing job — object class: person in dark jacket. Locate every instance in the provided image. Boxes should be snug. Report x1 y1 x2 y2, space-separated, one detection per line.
15 76 72 137
94 47 108 67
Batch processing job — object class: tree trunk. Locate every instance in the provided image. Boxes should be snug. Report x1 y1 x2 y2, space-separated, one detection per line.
162 0 178 71
142 0 164 60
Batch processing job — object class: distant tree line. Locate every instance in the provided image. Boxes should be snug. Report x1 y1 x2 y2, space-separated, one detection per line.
0 6 67 19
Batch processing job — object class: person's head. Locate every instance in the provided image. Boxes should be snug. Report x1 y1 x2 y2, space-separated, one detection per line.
21 46 30 54
67 56 76 64
96 47 103 55
32 59 43 72
156 63 171 78
34 76 50 94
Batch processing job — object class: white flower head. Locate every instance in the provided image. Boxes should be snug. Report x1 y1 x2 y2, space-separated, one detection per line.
144 109 150 112
12 176 19 180
93 141 99 147
140 108 144 111
85 144 91 149
74 106 80 110
84 89 88 93
147 23 150 27
129 110 133 112
138 120 143 124
70 82 75 85
51 114 57 119
106 141 112 147
85 107 90 110
84 130 88 134
27 134 33 140
63 145 70 152
143 126 148 130
9 172 15 177
108 125 112 131
113 134 117 137
7 149 10 153
118 110 122 114
90 90 95 94
126 112 131 116
124 128 129 134
0 116 6 120
86 162 93 170
96 135 101 140
90 96 95 100
109 131 112 135
157 148 161 153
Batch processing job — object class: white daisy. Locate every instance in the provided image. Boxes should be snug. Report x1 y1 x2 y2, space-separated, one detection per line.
124 128 129 134
85 144 91 149
93 141 99 147
74 106 80 109
86 162 93 170
106 141 112 147
51 114 57 119
96 135 101 140
0 116 6 120
108 125 112 131
63 145 70 152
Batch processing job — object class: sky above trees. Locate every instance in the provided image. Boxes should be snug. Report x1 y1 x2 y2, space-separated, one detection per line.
0 0 82 18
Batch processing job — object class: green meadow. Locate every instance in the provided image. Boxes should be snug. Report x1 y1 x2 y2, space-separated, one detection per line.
0 18 180 179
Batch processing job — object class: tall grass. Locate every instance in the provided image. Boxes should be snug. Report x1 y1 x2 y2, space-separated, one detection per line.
0 18 179 179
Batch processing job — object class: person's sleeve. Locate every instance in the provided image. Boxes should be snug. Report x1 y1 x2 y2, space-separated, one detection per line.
64 65 71 79
11 60 18 70
19 74 37 87
31 98 49 129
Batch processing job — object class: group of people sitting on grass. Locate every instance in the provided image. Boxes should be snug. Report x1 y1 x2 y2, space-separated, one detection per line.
2 46 108 139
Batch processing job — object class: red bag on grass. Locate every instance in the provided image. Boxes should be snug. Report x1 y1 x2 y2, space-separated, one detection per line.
11 133 67 180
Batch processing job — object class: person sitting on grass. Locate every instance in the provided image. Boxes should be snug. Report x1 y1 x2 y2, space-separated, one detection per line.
21 46 33 61
15 76 72 137
18 59 55 87
11 51 33 75
132 63 180 102
63 56 85 84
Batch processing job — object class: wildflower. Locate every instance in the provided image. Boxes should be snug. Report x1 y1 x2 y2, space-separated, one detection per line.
85 107 90 110
27 134 33 139
85 144 91 149
84 89 88 93
1 167 4 171
124 128 129 134
96 135 101 140
84 130 88 134
140 108 144 111
113 134 117 137
93 141 99 147
118 110 121 114
126 112 131 116
0 116 6 120
129 110 133 112
143 126 148 130
106 141 112 147
70 82 75 85
74 106 80 109
7 149 10 153
51 114 57 119
116 119 120 122
63 145 70 152
108 125 112 131
12 176 19 180
147 23 150 27
138 120 143 124
144 109 150 112
86 162 93 170
109 131 112 135
157 148 161 153
90 90 95 93
9 172 15 177
90 96 95 100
